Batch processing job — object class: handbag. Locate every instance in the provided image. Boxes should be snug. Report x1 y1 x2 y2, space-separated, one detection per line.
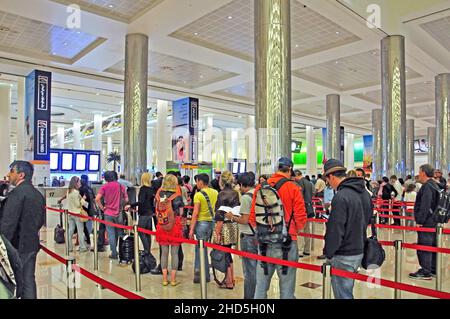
213 221 238 246
362 215 386 270
210 248 229 274
78 208 89 223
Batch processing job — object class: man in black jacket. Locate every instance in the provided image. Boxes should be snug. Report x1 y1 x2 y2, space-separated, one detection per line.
294 170 314 257
409 164 440 280
323 159 373 299
0 161 45 299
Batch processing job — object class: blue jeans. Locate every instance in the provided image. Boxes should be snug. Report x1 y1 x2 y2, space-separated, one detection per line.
105 214 123 257
194 221 213 280
240 233 258 299
68 216 86 251
254 241 298 299
328 254 364 299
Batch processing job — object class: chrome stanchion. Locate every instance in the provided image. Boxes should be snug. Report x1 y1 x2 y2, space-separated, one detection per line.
63 209 70 256
66 256 77 299
199 239 208 299
322 262 332 299
133 214 141 292
401 206 406 242
435 224 443 291
310 221 316 252
93 219 99 271
394 240 403 299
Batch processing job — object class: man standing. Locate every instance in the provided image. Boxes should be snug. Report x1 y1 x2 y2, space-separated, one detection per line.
249 157 307 299
323 159 372 299
434 169 447 192
0 161 45 299
294 170 314 257
409 164 440 280
225 172 257 299
189 173 218 283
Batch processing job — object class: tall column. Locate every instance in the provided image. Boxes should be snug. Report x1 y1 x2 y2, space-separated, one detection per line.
372 109 382 181
203 116 213 162
156 100 168 173
255 0 291 175
406 119 415 176
346 133 355 170
107 136 113 170
246 115 256 168
0 85 11 178
381 35 407 178
123 34 148 185
435 73 450 176
16 78 25 160
306 126 317 176
326 94 341 160
57 125 65 149
428 127 436 168
73 120 81 149
231 130 238 159
93 113 102 151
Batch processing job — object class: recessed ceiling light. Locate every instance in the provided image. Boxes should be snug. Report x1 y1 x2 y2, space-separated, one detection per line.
194 32 199 36
52 52 57 55
96 92 100 96
335 60 339 64
108 4 114 8
200 75 204 79
227 16 233 19
63 42 68 46
405 70 409 73
295 44 299 48
336 31 340 35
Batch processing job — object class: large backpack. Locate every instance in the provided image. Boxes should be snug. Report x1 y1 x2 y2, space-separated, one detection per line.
254 178 295 275
430 185 450 224
0 235 23 299
155 190 178 232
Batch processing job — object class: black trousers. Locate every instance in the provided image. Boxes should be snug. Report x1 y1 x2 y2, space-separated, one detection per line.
138 215 154 257
19 251 38 299
417 231 437 274
97 215 107 248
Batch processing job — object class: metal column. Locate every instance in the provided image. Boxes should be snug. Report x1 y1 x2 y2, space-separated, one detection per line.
123 33 148 185
427 127 436 168
381 35 407 178
406 119 415 176
372 109 382 181
255 0 292 175
326 94 341 160
435 73 450 176
306 126 317 176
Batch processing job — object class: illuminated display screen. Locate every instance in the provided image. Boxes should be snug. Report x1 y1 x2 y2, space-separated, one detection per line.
61 153 73 171
232 162 239 174
50 152 59 171
75 154 87 171
89 154 100 171
239 162 246 173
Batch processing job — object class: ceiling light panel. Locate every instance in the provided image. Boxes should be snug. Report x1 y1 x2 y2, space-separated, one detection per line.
0 10 105 64
105 51 239 89
169 0 360 61
51 0 164 23
420 16 450 53
293 50 421 91
214 82 314 101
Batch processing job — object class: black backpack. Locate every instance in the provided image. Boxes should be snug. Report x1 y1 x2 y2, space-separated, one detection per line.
54 205 65 244
430 186 450 224
132 251 157 274
362 216 386 270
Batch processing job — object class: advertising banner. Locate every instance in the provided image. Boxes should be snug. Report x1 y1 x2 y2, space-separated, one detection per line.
340 126 345 163
363 135 373 173
172 97 199 163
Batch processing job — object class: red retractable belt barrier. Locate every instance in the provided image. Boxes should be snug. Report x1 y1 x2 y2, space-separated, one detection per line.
40 244 67 264
378 214 415 220
46 207 65 213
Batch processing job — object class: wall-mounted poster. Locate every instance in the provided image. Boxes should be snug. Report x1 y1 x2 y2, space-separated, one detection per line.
172 97 199 163
363 135 373 173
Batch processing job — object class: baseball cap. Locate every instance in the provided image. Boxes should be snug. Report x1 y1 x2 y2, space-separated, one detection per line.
278 157 294 168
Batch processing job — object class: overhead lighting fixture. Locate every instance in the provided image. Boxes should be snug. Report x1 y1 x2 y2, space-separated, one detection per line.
227 16 233 19
52 52 57 55
295 44 299 48
335 60 339 64
63 42 68 46
96 92 100 96
336 31 340 35
108 4 114 8
194 32 199 36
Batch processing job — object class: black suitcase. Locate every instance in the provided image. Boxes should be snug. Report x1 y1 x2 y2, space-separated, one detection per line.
118 235 134 264
132 251 157 274
54 213 65 244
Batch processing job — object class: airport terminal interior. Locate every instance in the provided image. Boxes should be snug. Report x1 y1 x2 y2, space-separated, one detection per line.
0 0 449 300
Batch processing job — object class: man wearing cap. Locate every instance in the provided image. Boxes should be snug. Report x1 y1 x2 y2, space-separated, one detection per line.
322 159 373 299
249 157 307 299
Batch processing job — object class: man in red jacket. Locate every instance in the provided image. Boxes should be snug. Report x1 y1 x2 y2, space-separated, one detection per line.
250 157 307 299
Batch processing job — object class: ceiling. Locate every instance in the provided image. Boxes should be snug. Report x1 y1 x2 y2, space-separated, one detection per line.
0 0 449 143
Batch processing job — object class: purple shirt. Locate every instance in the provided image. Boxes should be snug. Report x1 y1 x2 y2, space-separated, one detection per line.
98 181 128 217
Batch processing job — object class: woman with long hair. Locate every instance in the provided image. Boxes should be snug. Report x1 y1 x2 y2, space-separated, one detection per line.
67 176 88 253
137 172 155 257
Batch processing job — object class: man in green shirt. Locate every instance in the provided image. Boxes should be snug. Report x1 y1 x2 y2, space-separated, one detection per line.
189 174 218 283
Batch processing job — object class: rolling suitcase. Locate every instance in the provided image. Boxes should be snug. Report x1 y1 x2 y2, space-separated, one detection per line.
118 235 134 264
54 209 65 244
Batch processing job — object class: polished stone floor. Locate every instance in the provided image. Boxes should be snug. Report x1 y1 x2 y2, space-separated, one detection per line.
36 223 449 299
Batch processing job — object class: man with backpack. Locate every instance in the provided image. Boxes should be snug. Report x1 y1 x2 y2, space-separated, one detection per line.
249 157 307 299
188 173 218 284
322 159 373 299
409 164 440 280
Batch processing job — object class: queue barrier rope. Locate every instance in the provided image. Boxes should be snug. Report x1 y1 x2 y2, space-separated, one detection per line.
39 243 145 299
44 206 450 299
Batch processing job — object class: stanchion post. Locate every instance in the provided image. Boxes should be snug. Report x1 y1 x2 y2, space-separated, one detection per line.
310 221 316 252
199 239 207 299
322 262 332 299
63 209 70 256
435 224 443 291
133 222 141 292
394 240 403 299
66 256 77 299
401 206 406 242
93 219 99 271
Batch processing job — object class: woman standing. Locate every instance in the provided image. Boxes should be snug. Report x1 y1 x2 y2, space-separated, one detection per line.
67 176 88 253
213 171 240 289
137 173 156 258
155 174 184 286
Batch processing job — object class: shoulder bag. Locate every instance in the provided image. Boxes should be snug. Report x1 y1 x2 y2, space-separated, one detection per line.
362 215 386 270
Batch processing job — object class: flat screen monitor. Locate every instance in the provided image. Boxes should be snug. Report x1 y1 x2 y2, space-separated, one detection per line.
232 162 239 174
61 153 73 171
75 154 87 171
239 162 246 173
50 152 59 171
89 154 100 171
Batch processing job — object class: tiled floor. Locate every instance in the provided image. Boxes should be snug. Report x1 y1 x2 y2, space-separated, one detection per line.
36 224 450 299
